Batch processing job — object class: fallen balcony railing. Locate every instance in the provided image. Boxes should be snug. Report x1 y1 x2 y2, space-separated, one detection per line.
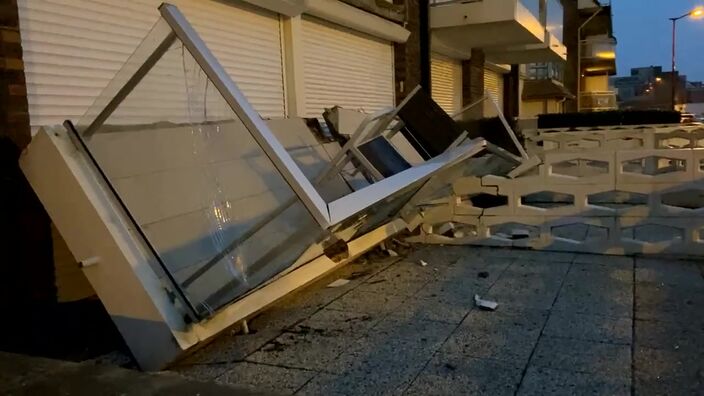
19 2 528 370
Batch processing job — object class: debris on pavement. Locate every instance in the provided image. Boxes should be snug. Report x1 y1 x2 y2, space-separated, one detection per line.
387 249 399 257
477 271 490 279
420 260 429 267
474 294 499 311
327 278 351 288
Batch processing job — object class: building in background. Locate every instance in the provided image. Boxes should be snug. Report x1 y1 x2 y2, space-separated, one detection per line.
519 0 618 117
612 65 693 111
557 0 617 113
428 0 567 120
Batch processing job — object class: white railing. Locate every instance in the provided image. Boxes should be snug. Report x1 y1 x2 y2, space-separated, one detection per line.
580 91 617 111
409 123 704 257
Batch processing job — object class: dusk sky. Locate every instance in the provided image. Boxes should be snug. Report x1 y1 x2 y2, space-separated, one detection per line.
613 0 704 81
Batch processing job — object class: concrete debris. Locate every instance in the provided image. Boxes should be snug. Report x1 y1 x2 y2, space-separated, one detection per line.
327 279 351 288
420 260 429 267
474 294 498 311
477 271 490 279
387 249 399 257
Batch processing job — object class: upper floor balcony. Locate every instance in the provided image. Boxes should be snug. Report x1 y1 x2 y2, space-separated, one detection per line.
580 34 617 75
430 0 566 63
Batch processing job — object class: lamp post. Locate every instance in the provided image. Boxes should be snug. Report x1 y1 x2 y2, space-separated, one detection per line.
669 6 704 111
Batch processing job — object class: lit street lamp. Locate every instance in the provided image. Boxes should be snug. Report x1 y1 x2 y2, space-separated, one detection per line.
669 6 704 110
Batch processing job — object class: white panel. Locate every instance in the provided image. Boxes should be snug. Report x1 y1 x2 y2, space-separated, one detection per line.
301 15 394 118
484 68 505 116
18 0 285 131
430 52 461 114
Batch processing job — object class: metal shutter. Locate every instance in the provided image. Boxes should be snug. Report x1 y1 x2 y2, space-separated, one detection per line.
483 68 505 115
301 15 394 118
430 53 461 114
18 0 285 131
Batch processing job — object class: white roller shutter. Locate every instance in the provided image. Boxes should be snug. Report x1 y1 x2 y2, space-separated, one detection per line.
18 0 285 131
430 53 461 114
483 67 505 116
301 15 394 118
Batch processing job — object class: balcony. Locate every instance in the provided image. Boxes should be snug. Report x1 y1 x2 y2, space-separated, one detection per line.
580 91 618 112
430 0 565 63
580 34 617 75
523 63 574 101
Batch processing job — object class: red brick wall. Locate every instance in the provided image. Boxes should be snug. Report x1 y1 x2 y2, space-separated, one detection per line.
461 48 485 119
0 0 57 313
0 0 30 148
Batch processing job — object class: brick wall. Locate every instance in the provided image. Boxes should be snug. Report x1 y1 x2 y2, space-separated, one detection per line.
1 0 30 148
394 0 429 104
461 48 485 119
0 0 57 311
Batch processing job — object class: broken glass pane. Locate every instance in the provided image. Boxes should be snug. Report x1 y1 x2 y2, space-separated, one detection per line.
77 30 325 316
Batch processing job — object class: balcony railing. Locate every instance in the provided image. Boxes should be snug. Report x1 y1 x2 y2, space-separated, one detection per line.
580 91 617 112
526 62 564 82
580 35 616 60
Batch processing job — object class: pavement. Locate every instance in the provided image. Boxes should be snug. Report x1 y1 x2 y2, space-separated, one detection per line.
168 245 704 395
2 245 702 395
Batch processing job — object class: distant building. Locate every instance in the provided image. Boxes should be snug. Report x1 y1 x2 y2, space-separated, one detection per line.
612 66 688 111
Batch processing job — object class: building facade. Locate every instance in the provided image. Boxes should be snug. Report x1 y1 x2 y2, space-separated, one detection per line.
427 0 567 119
0 0 424 313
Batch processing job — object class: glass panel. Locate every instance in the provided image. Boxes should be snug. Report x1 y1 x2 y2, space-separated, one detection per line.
547 0 563 42
520 0 541 21
77 25 325 316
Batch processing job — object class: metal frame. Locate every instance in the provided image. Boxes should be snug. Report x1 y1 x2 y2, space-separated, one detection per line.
72 2 489 311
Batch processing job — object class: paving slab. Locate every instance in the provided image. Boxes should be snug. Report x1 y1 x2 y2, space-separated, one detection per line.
354 261 435 296
634 345 704 396
0 352 260 396
328 316 455 374
405 353 523 396
635 282 704 325
564 262 634 285
442 255 514 285
553 281 633 318
216 362 316 395
483 273 564 310
247 309 378 371
572 253 634 270
530 337 632 377
517 366 630 396
543 310 632 345
325 288 407 316
441 310 546 366
634 318 704 351
635 257 704 289
393 292 473 324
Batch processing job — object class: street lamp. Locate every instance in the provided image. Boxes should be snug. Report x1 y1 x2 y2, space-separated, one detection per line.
669 6 704 110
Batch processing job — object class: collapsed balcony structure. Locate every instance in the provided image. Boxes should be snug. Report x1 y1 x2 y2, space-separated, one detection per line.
19 3 528 369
